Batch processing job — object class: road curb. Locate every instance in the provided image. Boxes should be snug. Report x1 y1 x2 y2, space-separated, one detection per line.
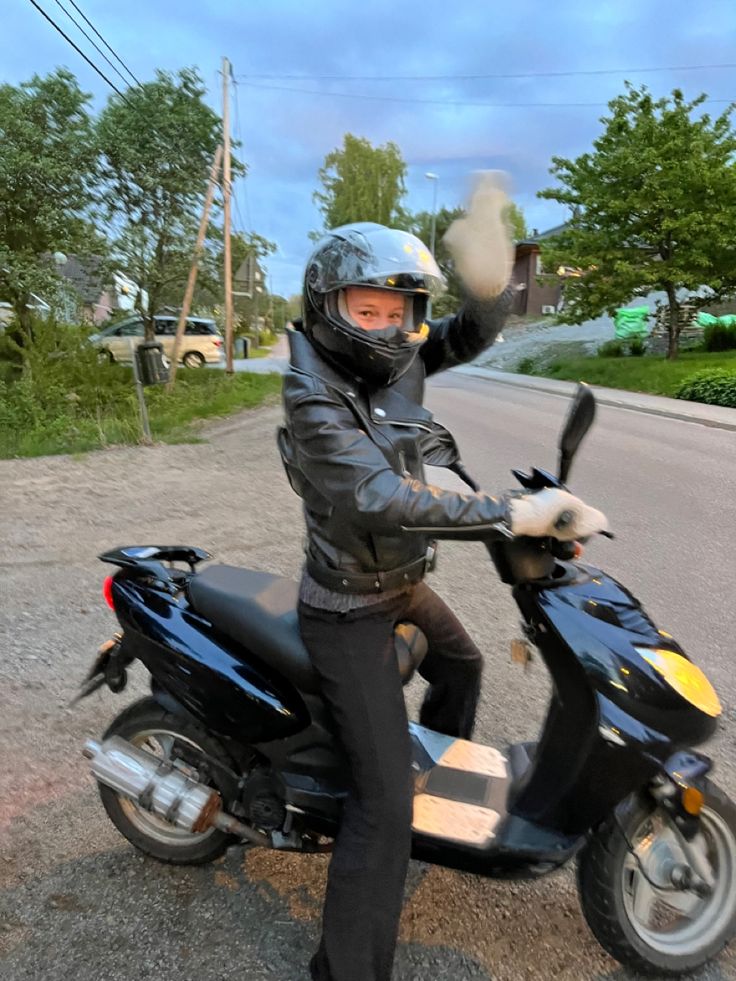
452 365 736 433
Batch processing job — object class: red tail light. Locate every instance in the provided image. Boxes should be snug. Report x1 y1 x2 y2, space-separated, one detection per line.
213 338 223 347
103 575 115 610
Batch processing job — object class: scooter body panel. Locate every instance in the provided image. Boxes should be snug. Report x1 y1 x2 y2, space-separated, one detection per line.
505 565 717 835
112 578 310 743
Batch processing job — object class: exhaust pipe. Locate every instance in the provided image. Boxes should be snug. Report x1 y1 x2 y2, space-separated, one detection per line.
83 736 269 846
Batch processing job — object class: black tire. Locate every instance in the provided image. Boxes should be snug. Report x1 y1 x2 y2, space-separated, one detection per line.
577 781 736 976
182 350 205 368
97 697 237 865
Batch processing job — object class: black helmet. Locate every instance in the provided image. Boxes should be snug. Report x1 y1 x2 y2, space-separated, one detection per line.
303 222 446 386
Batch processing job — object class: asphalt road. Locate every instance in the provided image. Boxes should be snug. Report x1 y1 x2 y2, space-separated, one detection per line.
1 375 734 981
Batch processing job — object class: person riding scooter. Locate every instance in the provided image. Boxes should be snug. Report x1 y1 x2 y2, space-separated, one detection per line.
279 173 608 981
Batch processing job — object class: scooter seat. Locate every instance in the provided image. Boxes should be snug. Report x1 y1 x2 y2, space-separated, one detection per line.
187 565 427 695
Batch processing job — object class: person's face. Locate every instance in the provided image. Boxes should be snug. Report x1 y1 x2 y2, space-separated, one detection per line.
344 287 406 331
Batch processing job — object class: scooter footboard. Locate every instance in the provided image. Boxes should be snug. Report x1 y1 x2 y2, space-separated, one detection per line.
410 724 512 848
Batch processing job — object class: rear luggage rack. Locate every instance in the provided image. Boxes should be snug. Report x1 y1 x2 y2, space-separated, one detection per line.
99 545 211 592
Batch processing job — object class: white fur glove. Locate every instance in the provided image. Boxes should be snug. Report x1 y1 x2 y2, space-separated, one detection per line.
443 171 515 300
508 488 609 541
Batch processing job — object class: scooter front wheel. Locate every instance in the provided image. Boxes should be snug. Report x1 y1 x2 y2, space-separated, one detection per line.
577 781 736 976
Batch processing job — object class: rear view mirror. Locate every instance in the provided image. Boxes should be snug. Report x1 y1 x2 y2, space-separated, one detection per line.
558 384 596 484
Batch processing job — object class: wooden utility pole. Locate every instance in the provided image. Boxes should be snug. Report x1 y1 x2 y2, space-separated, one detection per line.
222 56 234 374
167 144 224 389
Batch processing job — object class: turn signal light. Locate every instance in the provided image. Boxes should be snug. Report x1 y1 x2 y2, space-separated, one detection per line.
682 787 705 816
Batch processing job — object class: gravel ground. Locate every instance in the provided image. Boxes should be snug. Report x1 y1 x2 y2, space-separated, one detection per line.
1 394 734 981
479 315 615 372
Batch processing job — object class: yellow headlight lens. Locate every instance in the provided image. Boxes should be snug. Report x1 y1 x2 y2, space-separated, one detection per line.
636 647 722 718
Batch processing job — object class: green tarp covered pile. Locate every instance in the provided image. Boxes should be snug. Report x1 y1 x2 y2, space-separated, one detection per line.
614 307 650 338
696 312 736 329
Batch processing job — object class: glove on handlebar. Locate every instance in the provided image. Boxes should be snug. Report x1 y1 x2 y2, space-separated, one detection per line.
508 488 609 541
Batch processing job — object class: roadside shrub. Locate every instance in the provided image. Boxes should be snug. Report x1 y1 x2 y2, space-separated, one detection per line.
515 357 536 375
598 340 625 358
675 369 736 408
598 338 647 358
703 322 736 352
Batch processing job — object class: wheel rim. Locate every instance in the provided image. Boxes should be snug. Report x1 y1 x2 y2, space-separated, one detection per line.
117 728 217 847
621 805 736 955
184 352 204 367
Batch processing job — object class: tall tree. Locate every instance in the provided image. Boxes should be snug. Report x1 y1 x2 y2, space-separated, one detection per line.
0 69 99 338
539 84 736 359
313 134 408 232
97 68 228 338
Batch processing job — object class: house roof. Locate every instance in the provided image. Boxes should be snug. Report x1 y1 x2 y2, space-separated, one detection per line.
516 223 569 248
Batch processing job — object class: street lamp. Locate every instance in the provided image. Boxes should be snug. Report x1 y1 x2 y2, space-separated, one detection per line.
425 172 439 318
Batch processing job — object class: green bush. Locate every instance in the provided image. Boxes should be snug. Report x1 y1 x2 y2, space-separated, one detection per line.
515 356 537 375
675 369 736 408
703 322 736 352
598 337 647 358
598 340 625 358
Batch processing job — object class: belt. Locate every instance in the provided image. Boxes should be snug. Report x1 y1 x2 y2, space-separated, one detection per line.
306 545 436 595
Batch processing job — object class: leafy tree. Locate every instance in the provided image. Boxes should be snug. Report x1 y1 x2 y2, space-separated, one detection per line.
0 70 98 340
97 68 230 339
539 84 736 359
313 134 408 232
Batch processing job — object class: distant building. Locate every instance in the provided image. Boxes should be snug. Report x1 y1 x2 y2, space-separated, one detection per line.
512 224 568 317
53 256 147 324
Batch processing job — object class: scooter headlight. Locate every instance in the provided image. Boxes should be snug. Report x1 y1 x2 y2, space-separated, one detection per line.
634 646 722 717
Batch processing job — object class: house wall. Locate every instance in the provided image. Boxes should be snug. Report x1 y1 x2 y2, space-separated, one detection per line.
511 253 532 314
512 247 561 316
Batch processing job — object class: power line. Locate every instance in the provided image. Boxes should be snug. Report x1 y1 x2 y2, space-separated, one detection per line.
51 0 139 91
60 0 140 86
238 62 736 83
236 79 734 110
26 0 130 101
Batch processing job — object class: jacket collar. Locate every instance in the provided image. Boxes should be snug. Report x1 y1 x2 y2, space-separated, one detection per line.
288 321 361 394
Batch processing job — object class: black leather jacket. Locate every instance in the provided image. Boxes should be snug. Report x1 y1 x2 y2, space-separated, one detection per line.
279 292 513 589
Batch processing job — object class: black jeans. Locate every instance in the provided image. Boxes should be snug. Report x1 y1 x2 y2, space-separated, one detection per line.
298 581 483 981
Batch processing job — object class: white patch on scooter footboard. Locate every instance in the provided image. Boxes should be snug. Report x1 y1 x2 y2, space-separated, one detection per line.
412 794 502 846
437 739 508 778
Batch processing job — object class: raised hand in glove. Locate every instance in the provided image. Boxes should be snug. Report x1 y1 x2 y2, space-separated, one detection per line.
443 171 515 300
508 488 609 541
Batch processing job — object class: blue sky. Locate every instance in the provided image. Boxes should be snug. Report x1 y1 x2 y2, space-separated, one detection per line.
5 0 736 296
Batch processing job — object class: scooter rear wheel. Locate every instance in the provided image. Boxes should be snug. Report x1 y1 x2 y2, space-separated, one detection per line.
577 781 736 975
98 697 238 865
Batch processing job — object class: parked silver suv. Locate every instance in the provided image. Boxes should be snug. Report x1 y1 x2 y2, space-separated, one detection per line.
90 315 224 367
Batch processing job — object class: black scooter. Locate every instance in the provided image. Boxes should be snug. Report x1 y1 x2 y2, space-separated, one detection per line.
78 385 736 977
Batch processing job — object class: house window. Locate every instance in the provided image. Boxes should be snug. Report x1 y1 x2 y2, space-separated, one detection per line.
535 254 544 276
